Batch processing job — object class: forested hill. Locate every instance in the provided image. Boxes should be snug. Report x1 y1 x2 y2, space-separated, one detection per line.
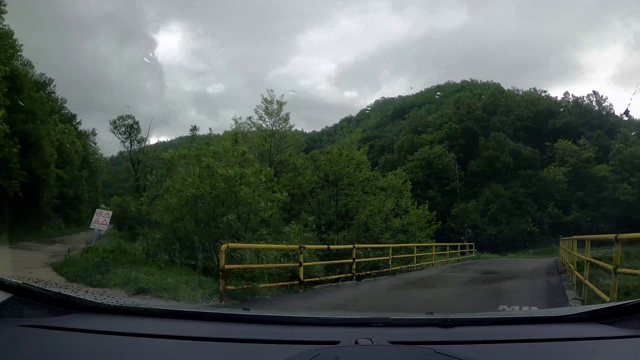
102 80 640 254
306 80 640 248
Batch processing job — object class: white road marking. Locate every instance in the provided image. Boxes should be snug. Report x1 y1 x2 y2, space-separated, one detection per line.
498 305 539 311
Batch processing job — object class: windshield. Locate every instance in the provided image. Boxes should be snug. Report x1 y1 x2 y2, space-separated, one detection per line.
2 0 640 317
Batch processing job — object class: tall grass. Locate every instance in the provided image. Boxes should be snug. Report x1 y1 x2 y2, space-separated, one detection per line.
52 234 218 303
573 247 640 305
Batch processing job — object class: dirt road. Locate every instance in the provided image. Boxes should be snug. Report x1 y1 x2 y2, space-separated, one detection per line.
0 231 94 281
0 232 131 300
0 232 174 304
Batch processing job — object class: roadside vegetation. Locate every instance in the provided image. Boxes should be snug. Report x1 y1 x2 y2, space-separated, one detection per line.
475 244 560 259
52 231 217 303
573 247 640 305
0 1 102 241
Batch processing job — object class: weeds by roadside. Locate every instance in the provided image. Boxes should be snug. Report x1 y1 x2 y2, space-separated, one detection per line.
52 233 218 303
573 247 640 305
474 244 559 260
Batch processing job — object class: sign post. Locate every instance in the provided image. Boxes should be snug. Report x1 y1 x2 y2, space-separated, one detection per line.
89 209 113 245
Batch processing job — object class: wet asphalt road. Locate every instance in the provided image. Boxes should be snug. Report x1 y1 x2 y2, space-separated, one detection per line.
243 259 569 314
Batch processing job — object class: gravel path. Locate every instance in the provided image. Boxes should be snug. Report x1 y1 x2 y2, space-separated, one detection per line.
0 231 131 299
0 231 94 281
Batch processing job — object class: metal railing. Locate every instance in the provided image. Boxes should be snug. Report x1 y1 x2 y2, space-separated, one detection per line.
219 242 475 302
559 233 640 304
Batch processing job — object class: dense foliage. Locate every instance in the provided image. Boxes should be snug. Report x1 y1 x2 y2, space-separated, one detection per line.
0 1 103 236
103 81 640 259
306 81 640 251
106 91 438 276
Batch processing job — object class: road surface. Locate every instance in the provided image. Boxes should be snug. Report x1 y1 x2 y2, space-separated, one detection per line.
241 259 568 314
0 231 94 281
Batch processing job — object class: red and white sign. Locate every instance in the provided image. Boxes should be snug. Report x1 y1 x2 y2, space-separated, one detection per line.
90 209 113 231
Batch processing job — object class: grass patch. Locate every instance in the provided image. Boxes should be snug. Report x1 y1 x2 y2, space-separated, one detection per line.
52 235 217 303
573 246 640 305
474 245 560 260
474 252 504 260
503 244 559 258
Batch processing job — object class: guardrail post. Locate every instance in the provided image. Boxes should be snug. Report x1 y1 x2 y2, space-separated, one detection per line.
413 245 417 270
559 238 563 268
610 235 622 302
564 238 567 267
388 246 393 273
457 244 461 261
446 245 450 263
582 239 591 304
219 244 227 303
432 244 436 266
352 245 357 281
298 245 305 292
572 239 577 286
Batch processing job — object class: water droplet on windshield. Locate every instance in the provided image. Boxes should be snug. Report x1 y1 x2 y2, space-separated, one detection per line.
143 57 151 63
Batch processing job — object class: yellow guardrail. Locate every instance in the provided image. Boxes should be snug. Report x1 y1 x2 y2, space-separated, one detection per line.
219 242 475 302
559 233 640 304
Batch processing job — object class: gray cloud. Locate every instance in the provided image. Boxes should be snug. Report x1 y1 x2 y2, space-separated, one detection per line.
6 0 640 154
334 0 623 99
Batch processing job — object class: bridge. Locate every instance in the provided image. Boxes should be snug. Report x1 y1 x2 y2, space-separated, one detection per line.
218 234 640 313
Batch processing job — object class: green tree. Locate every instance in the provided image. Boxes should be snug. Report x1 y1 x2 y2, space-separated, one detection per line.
148 129 283 272
353 169 438 244
108 114 151 196
232 89 303 178
301 132 373 245
403 144 459 222
0 1 103 233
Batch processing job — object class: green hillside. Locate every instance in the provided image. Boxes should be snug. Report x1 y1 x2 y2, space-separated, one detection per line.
103 80 640 255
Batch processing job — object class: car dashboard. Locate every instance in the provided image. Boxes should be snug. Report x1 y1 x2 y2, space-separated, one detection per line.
1 281 640 359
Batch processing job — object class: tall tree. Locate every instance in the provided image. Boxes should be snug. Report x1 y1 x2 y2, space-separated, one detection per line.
108 114 151 196
232 89 302 178
403 144 459 221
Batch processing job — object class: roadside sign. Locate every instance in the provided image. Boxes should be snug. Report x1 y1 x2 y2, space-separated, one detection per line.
90 209 113 231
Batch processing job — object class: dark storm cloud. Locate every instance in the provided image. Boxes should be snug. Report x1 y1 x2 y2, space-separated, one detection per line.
5 0 640 154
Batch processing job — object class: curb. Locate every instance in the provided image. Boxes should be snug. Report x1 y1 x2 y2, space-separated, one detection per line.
556 258 582 307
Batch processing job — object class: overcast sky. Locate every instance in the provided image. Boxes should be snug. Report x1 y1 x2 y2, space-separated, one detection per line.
6 0 640 155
